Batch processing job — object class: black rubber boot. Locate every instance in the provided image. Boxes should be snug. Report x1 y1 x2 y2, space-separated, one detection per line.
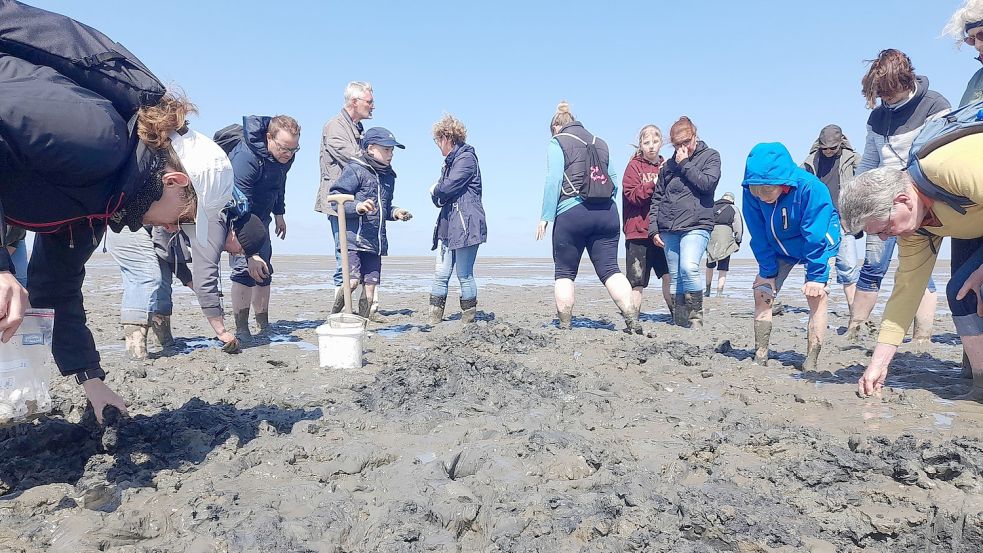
234 309 251 340
461 297 477 324
330 287 346 315
428 295 447 325
672 294 687 327
684 292 704 330
255 312 270 335
150 315 174 348
962 351 973 379
753 320 772 365
357 296 370 318
704 283 712 297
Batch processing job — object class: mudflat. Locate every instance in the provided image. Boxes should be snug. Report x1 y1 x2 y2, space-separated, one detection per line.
0 255 981 552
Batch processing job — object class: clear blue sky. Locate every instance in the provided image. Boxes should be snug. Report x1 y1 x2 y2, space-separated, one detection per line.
32 0 973 258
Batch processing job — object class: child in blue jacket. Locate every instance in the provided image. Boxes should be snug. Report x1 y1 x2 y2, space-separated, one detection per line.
742 142 841 371
330 127 413 317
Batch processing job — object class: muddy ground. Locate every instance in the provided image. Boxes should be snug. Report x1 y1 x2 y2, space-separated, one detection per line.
0 255 981 552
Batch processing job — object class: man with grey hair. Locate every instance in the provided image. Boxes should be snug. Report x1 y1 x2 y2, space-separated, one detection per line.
316 81 383 318
840 129 983 401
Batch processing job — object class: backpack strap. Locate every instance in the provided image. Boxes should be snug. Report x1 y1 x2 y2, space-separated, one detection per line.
908 161 975 215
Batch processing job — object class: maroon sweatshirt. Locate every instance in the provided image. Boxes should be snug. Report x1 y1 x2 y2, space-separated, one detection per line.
621 155 663 239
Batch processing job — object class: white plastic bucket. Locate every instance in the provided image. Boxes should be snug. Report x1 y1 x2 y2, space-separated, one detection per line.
0 308 55 426
316 313 366 369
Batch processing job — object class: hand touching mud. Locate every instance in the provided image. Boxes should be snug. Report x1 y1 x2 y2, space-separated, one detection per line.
83 379 128 425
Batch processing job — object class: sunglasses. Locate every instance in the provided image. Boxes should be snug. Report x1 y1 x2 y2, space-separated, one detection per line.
821 146 839 152
965 30 983 45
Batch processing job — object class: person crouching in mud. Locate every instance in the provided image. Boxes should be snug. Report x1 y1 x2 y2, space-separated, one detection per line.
742 143 841 371
329 128 413 317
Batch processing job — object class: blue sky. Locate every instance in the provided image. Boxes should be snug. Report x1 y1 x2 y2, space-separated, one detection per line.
32 0 974 258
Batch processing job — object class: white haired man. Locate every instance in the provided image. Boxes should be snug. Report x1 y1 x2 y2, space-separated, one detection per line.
315 81 383 320
840 129 983 401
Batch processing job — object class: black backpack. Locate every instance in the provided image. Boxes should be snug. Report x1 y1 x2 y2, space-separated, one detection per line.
0 0 165 119
556 132 615 203
213 124 245 156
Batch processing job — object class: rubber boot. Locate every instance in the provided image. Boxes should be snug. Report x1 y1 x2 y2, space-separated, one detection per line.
234 309 251 340
357 296 370 318
621 306 643 335
330 287 346 315
368 301 386 323
255 312 270 335
123 323 149 360
771 298 784 316
753 320 772 365
428 295 447 325
150 315 174 348
704 283 712 297
685 292 704 330
962 351 973 380
557 307 573 330
461 297 477 324
803 333 822 372
672 294 688 327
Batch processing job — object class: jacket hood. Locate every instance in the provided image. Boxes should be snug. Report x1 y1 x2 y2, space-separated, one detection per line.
632 154 664 168
883 75 929 112
714 197 735 206
243 115 274 160
742 142 813 189
446 143 474 165
806 135 857 156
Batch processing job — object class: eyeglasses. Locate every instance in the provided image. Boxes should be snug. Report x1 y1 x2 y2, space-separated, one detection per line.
357 97 375 106
272 139 300 154
965 30 983 45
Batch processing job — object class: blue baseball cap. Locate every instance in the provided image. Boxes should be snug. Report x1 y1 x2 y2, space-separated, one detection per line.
361 127 405 149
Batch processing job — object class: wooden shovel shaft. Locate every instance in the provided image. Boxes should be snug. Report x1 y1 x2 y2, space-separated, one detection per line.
324 194 356 314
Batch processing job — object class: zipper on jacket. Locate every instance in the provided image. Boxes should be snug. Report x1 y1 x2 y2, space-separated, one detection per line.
455 203 467 235
770 203 790 257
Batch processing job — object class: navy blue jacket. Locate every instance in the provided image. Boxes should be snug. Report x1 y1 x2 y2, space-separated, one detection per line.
0 54 159 377
648 141 721 235
431 143 487 251
229 116 294 222
330 156 400 256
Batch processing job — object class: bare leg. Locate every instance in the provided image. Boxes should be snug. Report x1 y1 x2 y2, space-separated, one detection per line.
605 273 642 333
717 270 728 296
704 267 713 296
231 282 252 338
252 285 271 332
753 288 774 364
803 292 828 372
631 286 643 313
555 278 575 329
958 334 983 401
846 289 879 341
842 283 856 311
661 275 672 313
911 289 936 352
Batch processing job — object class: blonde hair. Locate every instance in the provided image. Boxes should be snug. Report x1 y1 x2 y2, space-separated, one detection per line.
943 0 983 44
136 92 197 150
432 114 467 144
669 116 697 147
634 124 663 158
268 115 301 139
861 49 916 109
550 101 575 133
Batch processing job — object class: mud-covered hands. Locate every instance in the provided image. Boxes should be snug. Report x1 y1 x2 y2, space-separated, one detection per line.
858 343 898 398
802 281 827 298
82 379 128 425
393 208 413 221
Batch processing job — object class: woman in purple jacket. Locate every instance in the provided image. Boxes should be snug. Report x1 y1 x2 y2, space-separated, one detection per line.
427 115 488 325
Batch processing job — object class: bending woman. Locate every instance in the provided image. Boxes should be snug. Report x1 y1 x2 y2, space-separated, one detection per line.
535 102 641 334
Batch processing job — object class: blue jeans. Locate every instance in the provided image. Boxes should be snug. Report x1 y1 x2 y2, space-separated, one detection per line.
857 234 936 293
329 215 343 287
431 242 479 300
834 233 860 285
662 229 710 295
948 239 983 336
107 227 171 324
9 239 28 288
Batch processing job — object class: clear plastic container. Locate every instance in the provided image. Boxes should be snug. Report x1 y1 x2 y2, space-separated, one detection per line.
0 309 55 426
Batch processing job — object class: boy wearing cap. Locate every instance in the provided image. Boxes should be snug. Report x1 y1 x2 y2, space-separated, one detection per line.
802 124 861 308
330 127 413 317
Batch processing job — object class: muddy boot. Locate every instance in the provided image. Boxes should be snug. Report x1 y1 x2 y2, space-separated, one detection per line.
357 296 371 318
956 366 983 402
330 287 346 315
685 292 704 330
234 309 251 340
672 294 688 327
962 351 973 379
150 315 174 349
621 307 643 335
803 339 822 372
123 324 149 360
368 301 386 323
771 298 784 316
753 320 772 365
461 297 477 324
255 312 270 335
427 295 446 325
557 307 573 330
704 283 712 297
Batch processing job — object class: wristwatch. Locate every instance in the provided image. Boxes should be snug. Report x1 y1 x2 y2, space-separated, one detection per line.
75 368 106 385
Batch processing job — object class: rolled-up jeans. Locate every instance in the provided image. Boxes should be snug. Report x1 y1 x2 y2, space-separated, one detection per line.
857 234 936 293
9 239 28 288
834 233 860 285
106 227 171 324
662 229 710 295
948 239 983 336
431 241 479 300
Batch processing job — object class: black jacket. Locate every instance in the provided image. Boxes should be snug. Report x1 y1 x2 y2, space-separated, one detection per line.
0 54 156 377
648 141 721 235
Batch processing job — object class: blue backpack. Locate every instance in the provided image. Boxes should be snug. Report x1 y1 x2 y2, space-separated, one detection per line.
907 99 983 215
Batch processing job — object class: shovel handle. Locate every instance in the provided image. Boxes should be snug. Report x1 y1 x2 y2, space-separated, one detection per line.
325 194 357 314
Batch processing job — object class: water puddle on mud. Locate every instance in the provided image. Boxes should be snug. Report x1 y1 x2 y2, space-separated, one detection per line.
269 335 318 351
374 324 414 340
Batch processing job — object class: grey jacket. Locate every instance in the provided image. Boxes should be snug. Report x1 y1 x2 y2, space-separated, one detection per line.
151 220 230 318
316 109 364 216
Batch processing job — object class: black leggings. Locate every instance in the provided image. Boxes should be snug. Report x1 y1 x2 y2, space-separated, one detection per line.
552 201 622 282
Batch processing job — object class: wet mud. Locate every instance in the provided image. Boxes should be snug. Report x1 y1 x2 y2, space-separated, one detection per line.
0 256 981 552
